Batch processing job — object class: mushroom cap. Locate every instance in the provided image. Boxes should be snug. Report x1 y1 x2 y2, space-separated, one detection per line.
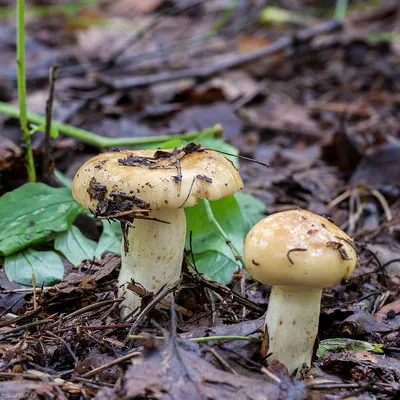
72 147 243 215
244 209 358 288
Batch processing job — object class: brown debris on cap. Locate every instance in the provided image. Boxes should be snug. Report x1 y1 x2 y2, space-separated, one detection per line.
72 146 243 216
244 209 358 289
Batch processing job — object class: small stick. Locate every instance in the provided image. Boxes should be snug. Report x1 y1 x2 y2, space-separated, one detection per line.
0 319 54 337
209 348 238 375
124 279 182 342
0 306 42 328
127 282 193 317
97 209 150 219
47 298 124 330
126 335 262 343
42 65 59 183
81 351 141 378
45 331 79 365
261 367 281 384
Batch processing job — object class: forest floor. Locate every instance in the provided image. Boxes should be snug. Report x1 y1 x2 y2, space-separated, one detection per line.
0 0 399 399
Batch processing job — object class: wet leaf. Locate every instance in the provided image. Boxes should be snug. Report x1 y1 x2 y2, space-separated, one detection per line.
185 197 245 284
95 221 122 258
104 336 309 400
317 338 384 357
235 192 265 231
0 183 81 256
55 226 97 266
4 249 64 286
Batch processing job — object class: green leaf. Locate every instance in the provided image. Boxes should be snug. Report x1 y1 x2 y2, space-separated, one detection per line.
317 338 384 357
191 250 240 283
185 196 245 283
0 183 81 256
234 192 265 232
55 226 97 266
95 221 122 258
4 249 64 286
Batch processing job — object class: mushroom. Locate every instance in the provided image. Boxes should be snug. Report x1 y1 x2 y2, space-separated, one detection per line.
244 209 357 374
72 145 243 316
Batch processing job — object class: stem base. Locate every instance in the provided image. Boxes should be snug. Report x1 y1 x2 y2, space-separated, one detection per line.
264 286 322 374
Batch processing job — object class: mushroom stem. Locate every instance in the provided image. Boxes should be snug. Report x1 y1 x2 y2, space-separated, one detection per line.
264 285 321 374
118 208 186 317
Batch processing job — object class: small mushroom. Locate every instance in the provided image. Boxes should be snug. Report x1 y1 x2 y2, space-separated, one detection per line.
244 209 358 374
72 146 243 316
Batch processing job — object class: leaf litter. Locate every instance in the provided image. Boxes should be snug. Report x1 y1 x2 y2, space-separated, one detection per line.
0 0 400 399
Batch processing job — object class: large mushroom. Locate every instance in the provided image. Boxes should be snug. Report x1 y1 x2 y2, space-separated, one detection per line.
72 145 243 316
244 209 358 374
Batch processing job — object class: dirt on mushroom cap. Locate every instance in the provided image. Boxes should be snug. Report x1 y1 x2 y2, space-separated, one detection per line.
72 147 243 215
244 209 358 289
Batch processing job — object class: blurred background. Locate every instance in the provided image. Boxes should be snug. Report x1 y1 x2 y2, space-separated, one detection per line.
0 0 399 229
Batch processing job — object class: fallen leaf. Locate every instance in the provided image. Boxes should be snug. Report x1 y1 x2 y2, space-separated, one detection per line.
350 142 400 188
100 335 308 399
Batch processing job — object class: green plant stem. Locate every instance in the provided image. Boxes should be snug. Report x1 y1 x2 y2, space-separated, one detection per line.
203 199 245 268
16 0 36 182
0 102 222 149
204 0 240 39
128 335 262 343
334 0 348 21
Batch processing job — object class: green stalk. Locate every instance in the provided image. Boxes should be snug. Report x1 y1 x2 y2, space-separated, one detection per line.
16 0 36 181
0 102 222 149
203 199 245 268
334 0 348 21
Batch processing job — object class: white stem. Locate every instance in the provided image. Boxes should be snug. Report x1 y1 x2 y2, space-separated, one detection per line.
265 286 322 374
118 208 186 317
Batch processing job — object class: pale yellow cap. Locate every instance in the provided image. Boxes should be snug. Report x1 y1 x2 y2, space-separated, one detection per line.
72 148 243 215
244 209 357 288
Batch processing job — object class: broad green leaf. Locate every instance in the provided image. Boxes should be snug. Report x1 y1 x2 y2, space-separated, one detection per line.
185 196 245 283
317 338 384 357
4 249 64 286
0 183 81 256
234 192 265 232
95 221 122 258
191 250 239 283
55 226 97 266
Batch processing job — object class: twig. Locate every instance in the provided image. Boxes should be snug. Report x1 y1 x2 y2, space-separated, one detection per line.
16 0 36 181
127 282 193 317
0 306 42 328
0 102 223 150
47 298 124 330
0 318 53 337
127 334 262 343
209 348 238 375
42 65 58 183
81 351 141 378
0 287 53 294
306 382 361 390
185 263 265 313
124 279 182 342
103 20 341 89
45 331 79 365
